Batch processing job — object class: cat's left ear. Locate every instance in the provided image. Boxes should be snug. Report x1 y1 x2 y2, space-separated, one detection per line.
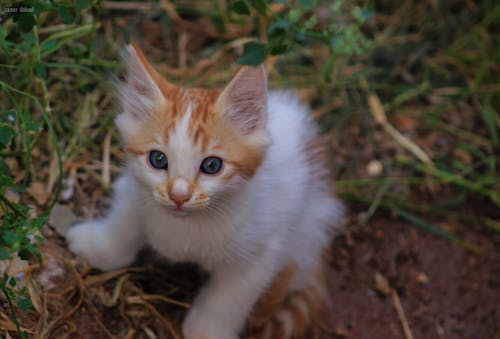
216 65 267 134
118 43 166 121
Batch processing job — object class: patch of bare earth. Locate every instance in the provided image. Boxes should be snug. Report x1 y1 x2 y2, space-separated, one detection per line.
7 213 496 338
326 219 500 339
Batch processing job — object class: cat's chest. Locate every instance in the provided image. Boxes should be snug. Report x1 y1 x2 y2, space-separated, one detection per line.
142 206 245 269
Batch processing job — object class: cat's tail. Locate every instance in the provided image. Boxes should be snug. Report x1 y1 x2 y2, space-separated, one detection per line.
246 263 329 339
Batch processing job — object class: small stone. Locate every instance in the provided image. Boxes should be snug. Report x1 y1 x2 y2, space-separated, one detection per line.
61 176 75 201
374 272 392 295
49 204 78 236
417 272 429 284
366 160 383 177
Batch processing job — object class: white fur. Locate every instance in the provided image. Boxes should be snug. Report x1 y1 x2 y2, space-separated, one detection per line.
67 91 343 339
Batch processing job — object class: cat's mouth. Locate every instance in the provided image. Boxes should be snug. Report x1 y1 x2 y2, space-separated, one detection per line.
153 191 210 215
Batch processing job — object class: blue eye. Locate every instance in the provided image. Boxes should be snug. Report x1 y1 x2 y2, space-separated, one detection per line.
149 150 168 169
200 157 223 175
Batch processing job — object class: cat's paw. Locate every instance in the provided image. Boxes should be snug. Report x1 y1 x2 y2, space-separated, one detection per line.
66 220 124 271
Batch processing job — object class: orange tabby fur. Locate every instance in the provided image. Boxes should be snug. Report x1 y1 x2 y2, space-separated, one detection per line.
68 43 343 339
246 252 330 339
125 43 267 181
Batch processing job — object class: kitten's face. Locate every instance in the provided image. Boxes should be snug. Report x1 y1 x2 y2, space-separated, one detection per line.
116 44 269 216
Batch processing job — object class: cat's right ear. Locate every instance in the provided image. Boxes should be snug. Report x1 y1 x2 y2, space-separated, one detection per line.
216 65 267 135
117 43 166 121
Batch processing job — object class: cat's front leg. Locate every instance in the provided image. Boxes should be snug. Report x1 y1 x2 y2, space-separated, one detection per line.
67 175 146 271
183 254 277 339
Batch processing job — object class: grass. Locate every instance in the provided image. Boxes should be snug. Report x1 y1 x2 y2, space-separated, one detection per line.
0 0 498 337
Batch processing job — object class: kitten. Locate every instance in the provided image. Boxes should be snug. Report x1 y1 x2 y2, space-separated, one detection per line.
67 43 344 339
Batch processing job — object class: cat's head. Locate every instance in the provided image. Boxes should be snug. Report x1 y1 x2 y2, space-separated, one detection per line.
115 43 270 215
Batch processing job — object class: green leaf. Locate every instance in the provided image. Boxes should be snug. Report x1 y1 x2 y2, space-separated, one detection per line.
236 41 267 66
0 110 16 123
298 0 315 9
269 43 288 55
251 0 267 15
17 298 33 311
0 174 14 187
18 33 36 53
294 31 306 44
0 26 7 42
20 244 41 262
34 61 46 78
480 102 499 146
34 1 52 15
0 125 15 147
0 247 10 260
322 53 335 83
40 40 58 54
288 9 302 23
233 1 251 15
0 159 9 174
211 15 226 34
14 12 36 33
11 184 26 193
268 21 289 39
75 0 93 10
31 217 46 230
2 230 18 247
56 6 74 24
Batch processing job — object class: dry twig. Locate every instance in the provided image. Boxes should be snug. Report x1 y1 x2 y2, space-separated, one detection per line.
392 290 415 339
360 79 435 168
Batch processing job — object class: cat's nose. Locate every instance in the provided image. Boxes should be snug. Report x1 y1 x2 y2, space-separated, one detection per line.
168 178 192 208
169 192 191 206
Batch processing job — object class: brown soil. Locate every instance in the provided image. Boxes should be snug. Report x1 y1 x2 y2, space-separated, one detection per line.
13 213 497 339
326 219 500 339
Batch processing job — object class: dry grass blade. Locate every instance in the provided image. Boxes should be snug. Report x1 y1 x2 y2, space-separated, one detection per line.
392 290 414 339
360 79 434 168
0 319 33 334
37 249 86 337
25 274 43 315
102 129 112 188
127 297 181 339
84 267 145 286
159 0 218 39
101 1 153 11
127 294 190 309
159 0 255 40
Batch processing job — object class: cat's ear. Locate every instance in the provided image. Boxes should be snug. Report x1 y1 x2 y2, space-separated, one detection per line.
118 43 166 121
216 65 267 134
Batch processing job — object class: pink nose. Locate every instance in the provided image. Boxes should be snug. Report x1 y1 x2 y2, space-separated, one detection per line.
169 192 191 207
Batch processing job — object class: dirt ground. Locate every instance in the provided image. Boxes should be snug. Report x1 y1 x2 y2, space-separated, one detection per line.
16 209 497 339
326 218 499 339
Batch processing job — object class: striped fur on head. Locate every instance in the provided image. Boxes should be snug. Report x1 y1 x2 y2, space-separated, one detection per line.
116 43 270 214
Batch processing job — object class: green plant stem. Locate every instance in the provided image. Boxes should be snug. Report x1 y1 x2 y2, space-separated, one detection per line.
0 80 63 211
0 194 28 218
334 176 438 188
0 283 24 338
396 157 500 206
340 191 484 253
393 208 482 253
